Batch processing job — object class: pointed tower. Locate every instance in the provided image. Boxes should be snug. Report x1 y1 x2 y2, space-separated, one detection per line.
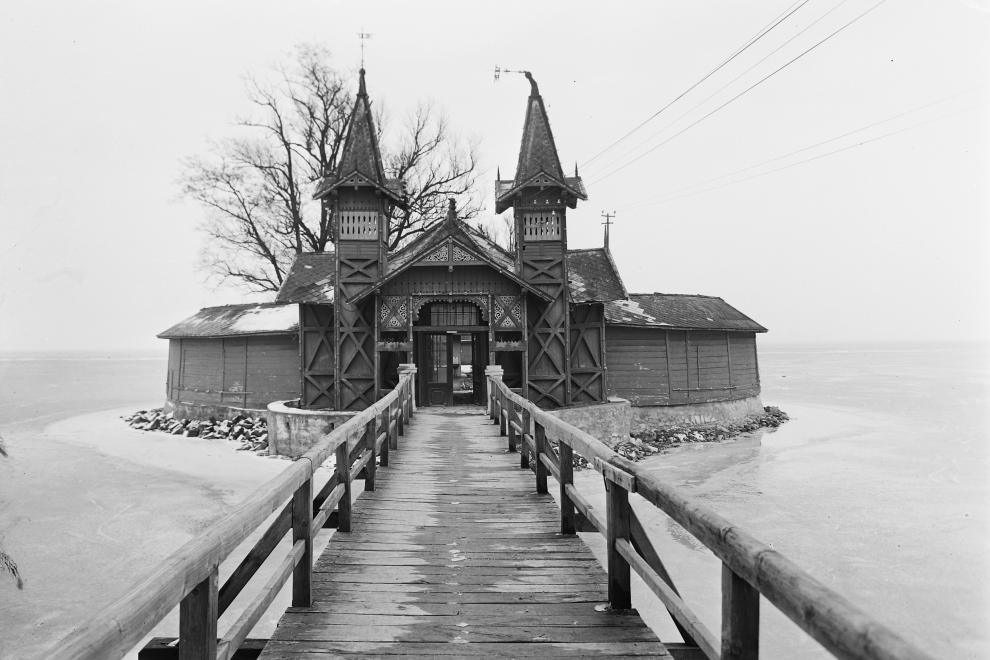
314 68 406 410
496 73 587 408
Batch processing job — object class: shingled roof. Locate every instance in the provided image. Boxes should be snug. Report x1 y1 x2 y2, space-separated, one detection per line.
495 73 587 213
604 293 767 332
312 69 405 206
567 248 626 303
158 303 298 339
275 252 337 304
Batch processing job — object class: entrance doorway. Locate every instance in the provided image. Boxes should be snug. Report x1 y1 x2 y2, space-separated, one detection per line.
417 332 487 406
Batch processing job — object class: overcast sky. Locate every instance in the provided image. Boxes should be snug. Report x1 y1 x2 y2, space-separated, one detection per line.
1 0 987 352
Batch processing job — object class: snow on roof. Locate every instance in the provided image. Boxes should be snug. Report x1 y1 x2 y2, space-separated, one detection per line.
157 303 298 339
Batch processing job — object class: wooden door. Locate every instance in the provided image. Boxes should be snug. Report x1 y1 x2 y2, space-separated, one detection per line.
420 333 453 406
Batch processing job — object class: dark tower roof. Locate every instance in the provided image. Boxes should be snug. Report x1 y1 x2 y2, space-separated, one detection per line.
313 69 406 206
515 73 565 182
495 72 586 213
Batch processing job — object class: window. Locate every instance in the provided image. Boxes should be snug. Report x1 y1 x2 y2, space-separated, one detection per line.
338 210 378 239
428 302 480 326
523 211 560 241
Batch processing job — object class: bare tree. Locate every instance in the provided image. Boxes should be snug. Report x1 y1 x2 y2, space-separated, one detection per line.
181 45 480 292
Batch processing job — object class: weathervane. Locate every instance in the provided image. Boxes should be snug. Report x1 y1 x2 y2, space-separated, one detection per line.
493 66 526 83
601 211 616 248
358 30 372 68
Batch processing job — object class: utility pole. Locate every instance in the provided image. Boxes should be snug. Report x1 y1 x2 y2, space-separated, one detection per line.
601 211 616 249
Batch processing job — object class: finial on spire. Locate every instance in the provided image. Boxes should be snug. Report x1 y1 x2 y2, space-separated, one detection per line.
574 162 579 177
497 166 501 180
446 198 457 224
358 68 367 96
357 30 372 69
523 71 540 97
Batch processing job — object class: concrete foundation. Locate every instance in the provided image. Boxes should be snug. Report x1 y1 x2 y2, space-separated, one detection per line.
164 400 267 422
630 394 765 430
547 398 631 445
266 400 357 458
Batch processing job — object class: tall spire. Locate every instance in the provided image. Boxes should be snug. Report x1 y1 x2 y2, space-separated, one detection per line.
335 68 386 185
514 71 565 183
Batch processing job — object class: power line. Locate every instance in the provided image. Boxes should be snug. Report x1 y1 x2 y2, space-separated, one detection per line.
621 90 973 210
580 0 814 168
590 0 854 178
621 106 975 209
588 0 889 187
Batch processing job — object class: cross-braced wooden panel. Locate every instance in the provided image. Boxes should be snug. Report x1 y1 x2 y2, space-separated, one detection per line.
337 299 376 410
527 293 568 408
569 303 605 403
300 304 335 408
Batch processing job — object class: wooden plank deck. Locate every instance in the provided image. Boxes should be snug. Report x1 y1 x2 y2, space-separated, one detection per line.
259 408 669 659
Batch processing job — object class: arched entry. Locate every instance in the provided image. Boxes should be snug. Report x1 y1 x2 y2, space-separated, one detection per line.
414 300 488 406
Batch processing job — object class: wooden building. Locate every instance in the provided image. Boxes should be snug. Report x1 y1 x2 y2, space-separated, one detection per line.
161 70 766 424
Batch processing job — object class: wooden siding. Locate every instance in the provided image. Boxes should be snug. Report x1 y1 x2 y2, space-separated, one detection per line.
605 328 759 406
167 335 300 410
382 265 519 296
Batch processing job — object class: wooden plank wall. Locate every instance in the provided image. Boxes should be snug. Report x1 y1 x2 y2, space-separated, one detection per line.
169 335 300 410
605 328 759 406
382 265 519 297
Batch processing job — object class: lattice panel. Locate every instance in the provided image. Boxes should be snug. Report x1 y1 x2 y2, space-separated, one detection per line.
451 243 478 262
527 293 569 409
493 295 524 330
379 296 409 330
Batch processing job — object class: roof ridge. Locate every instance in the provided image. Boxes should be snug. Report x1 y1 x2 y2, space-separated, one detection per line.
629 292 724 300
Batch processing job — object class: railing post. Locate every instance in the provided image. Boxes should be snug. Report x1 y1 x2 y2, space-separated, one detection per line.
558 441 575 534
396 397 405 437
378 407 389 467
334 440 352 533
534 421 548 494
499 395 509 437
398 364 417 418
363 417 377 492
604 467 633 610
388 401 398 450
291 475 313 607
178 566 218 660
520 407 531 469
507 402 518 453
484 365 503 420
722 564 760 660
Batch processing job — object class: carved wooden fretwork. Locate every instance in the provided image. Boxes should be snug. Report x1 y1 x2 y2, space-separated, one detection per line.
417 239 481 266
379 295 408 330
493 295 524 330
527 293 568 408
300 304 335 408
569 303 605 403
410 295 489 323
423 243 449 262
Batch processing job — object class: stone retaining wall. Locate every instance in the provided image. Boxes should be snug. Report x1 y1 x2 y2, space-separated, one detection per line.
546 398 632 445
629 394 765 430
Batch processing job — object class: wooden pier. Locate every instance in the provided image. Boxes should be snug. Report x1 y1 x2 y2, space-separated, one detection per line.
260 409 667 658
52 371 934 660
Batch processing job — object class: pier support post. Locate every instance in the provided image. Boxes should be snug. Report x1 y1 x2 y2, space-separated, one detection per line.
178 566 218 660
722 565 759 660
605 471 632 610
291 477 313 607
485 365 504 418
534 422 549 495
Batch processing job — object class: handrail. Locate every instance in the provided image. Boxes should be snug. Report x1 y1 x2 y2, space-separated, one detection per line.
488 376 933 660
50 370 417 660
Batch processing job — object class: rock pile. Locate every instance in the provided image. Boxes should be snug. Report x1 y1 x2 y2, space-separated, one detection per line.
122 409 270 453
608 405 791 462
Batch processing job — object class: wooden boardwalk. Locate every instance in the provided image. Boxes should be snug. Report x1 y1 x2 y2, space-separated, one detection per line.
259 408 669 658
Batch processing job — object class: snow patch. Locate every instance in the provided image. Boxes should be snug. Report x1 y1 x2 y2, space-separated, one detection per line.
230 305 298 332
614 298 657 323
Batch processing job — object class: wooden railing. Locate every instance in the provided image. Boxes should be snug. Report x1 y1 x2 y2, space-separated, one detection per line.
488 376 933 660
51 371 416 660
